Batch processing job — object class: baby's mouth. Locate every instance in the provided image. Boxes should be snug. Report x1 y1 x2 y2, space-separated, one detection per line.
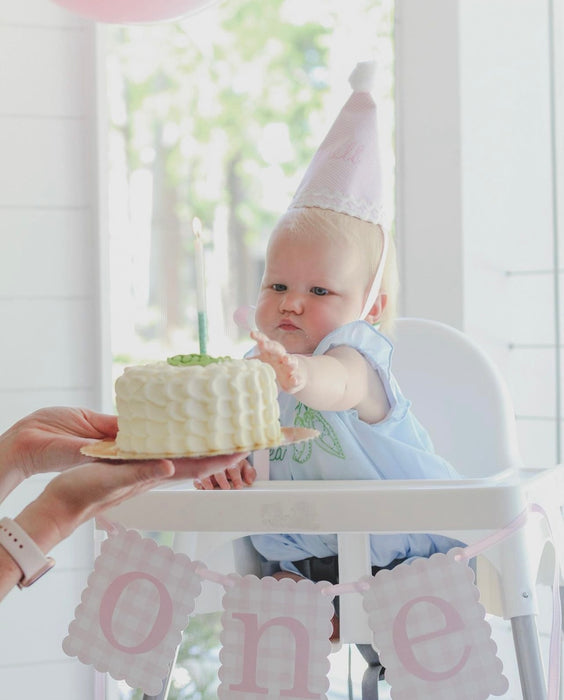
278 320 299 331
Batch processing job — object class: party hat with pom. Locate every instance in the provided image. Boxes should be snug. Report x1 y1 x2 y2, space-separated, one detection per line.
290 60 384 226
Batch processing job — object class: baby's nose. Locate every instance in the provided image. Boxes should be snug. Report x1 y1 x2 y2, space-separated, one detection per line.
279 291 304 313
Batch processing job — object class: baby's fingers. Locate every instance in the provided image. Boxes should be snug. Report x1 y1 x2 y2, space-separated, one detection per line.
210 471 232 489
250 329 269 352
225 465 245 489
251 330 285 357
281 353 299 370
240 459 257 486
194 476 214 490
194 471 231 490
250 329 268 345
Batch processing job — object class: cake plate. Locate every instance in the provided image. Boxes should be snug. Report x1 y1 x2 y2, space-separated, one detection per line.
80 426 319 460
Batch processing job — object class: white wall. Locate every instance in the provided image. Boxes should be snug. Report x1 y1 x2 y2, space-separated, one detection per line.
459 0 559 471
396 0 562 469
0 0 104 697
395 0 464 328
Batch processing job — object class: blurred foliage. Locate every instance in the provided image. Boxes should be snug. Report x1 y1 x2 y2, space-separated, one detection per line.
109 0 332 231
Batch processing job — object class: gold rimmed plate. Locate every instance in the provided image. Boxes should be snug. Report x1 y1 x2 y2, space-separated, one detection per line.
80 426 319 461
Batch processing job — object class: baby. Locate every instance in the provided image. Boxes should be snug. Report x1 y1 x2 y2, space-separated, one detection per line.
195 61 461 644
195 204 460 578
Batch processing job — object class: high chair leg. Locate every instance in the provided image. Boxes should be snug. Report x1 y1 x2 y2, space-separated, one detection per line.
510 614 547 700
356 643 384 700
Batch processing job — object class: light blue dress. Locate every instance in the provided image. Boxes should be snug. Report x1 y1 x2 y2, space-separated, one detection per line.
250 320 462 572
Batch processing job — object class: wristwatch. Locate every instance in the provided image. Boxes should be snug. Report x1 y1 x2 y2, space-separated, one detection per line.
0 517 55 588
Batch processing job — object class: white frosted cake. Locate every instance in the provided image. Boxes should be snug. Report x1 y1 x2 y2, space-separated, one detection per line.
114 354 282 455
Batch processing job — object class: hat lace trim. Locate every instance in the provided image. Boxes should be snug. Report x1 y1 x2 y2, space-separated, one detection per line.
290 189 384 225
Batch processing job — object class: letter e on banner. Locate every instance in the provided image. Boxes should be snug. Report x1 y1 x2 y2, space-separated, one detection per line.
63 527 203 695
392 595 471 680
219 575 333 699
362 549 509 699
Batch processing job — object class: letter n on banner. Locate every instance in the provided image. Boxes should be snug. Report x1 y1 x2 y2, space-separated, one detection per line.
219 575 334 699
62 527 202 696
362 548 509 699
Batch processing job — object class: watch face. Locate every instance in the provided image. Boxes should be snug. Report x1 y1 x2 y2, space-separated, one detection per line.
18 557 55 589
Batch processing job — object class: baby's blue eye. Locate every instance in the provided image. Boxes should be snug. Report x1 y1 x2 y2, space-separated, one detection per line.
311 287 328 296
272 283 287 292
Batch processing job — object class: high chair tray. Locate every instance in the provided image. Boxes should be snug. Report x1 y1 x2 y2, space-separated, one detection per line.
102 469 559 536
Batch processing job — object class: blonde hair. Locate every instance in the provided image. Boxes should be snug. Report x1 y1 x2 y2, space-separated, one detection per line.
270 207 399 335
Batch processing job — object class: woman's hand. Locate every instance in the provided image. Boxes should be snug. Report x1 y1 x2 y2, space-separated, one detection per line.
0 407 117 477
14 451 251 555
0 458 173 600
194 458 256 490
0 407 122 500
17 459 174 546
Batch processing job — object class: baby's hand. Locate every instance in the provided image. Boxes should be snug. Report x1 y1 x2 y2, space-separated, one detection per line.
193 458 256 490
250 330 306 393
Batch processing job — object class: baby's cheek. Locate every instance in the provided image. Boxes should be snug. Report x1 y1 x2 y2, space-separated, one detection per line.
254 305 271 333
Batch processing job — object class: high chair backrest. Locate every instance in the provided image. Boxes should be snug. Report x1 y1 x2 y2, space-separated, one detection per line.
390 318 523 478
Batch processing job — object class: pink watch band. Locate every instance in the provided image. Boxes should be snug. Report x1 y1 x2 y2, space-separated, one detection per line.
0 517 55 588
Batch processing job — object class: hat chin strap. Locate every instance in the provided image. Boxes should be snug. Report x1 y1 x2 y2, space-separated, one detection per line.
359 228 389 320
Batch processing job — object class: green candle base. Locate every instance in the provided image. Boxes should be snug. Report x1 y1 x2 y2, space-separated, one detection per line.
197 311 207 355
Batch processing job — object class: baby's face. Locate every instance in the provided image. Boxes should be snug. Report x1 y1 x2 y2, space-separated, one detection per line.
255 226 369 354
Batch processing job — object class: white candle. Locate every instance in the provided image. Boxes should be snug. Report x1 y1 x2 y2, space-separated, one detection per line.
192 216 207 354
192 217 206 313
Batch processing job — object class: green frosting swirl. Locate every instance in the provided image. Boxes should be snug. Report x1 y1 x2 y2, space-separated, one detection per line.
167 353 231 367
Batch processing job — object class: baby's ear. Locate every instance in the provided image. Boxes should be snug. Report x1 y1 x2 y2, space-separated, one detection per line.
364 293 387 324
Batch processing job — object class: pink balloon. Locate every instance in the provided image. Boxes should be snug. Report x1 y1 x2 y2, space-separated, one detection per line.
233 305 256 331
50 0 220 23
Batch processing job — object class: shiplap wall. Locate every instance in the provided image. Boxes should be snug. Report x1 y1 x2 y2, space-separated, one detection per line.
0 1 103 697
396 0 562 469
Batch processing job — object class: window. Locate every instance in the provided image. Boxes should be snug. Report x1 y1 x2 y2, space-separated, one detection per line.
105 0 395 379
103 3 395 698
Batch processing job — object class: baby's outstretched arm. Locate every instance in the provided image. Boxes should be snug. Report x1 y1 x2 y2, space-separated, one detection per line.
250 330 389 421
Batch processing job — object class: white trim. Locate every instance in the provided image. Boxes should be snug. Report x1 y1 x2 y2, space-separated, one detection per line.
394 0 464 327
94 26 113 413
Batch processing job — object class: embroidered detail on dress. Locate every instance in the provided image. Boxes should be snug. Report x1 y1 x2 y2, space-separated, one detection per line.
293 403 345 462
269 445 288 462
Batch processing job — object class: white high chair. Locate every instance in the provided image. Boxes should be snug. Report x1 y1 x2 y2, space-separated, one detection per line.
105 317 564 700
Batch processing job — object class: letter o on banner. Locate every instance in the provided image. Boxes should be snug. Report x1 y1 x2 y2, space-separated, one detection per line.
99 572 173 654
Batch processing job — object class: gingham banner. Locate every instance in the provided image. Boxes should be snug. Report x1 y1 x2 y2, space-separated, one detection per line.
218 574 334 699
62 527 203 695
362 548 509 699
